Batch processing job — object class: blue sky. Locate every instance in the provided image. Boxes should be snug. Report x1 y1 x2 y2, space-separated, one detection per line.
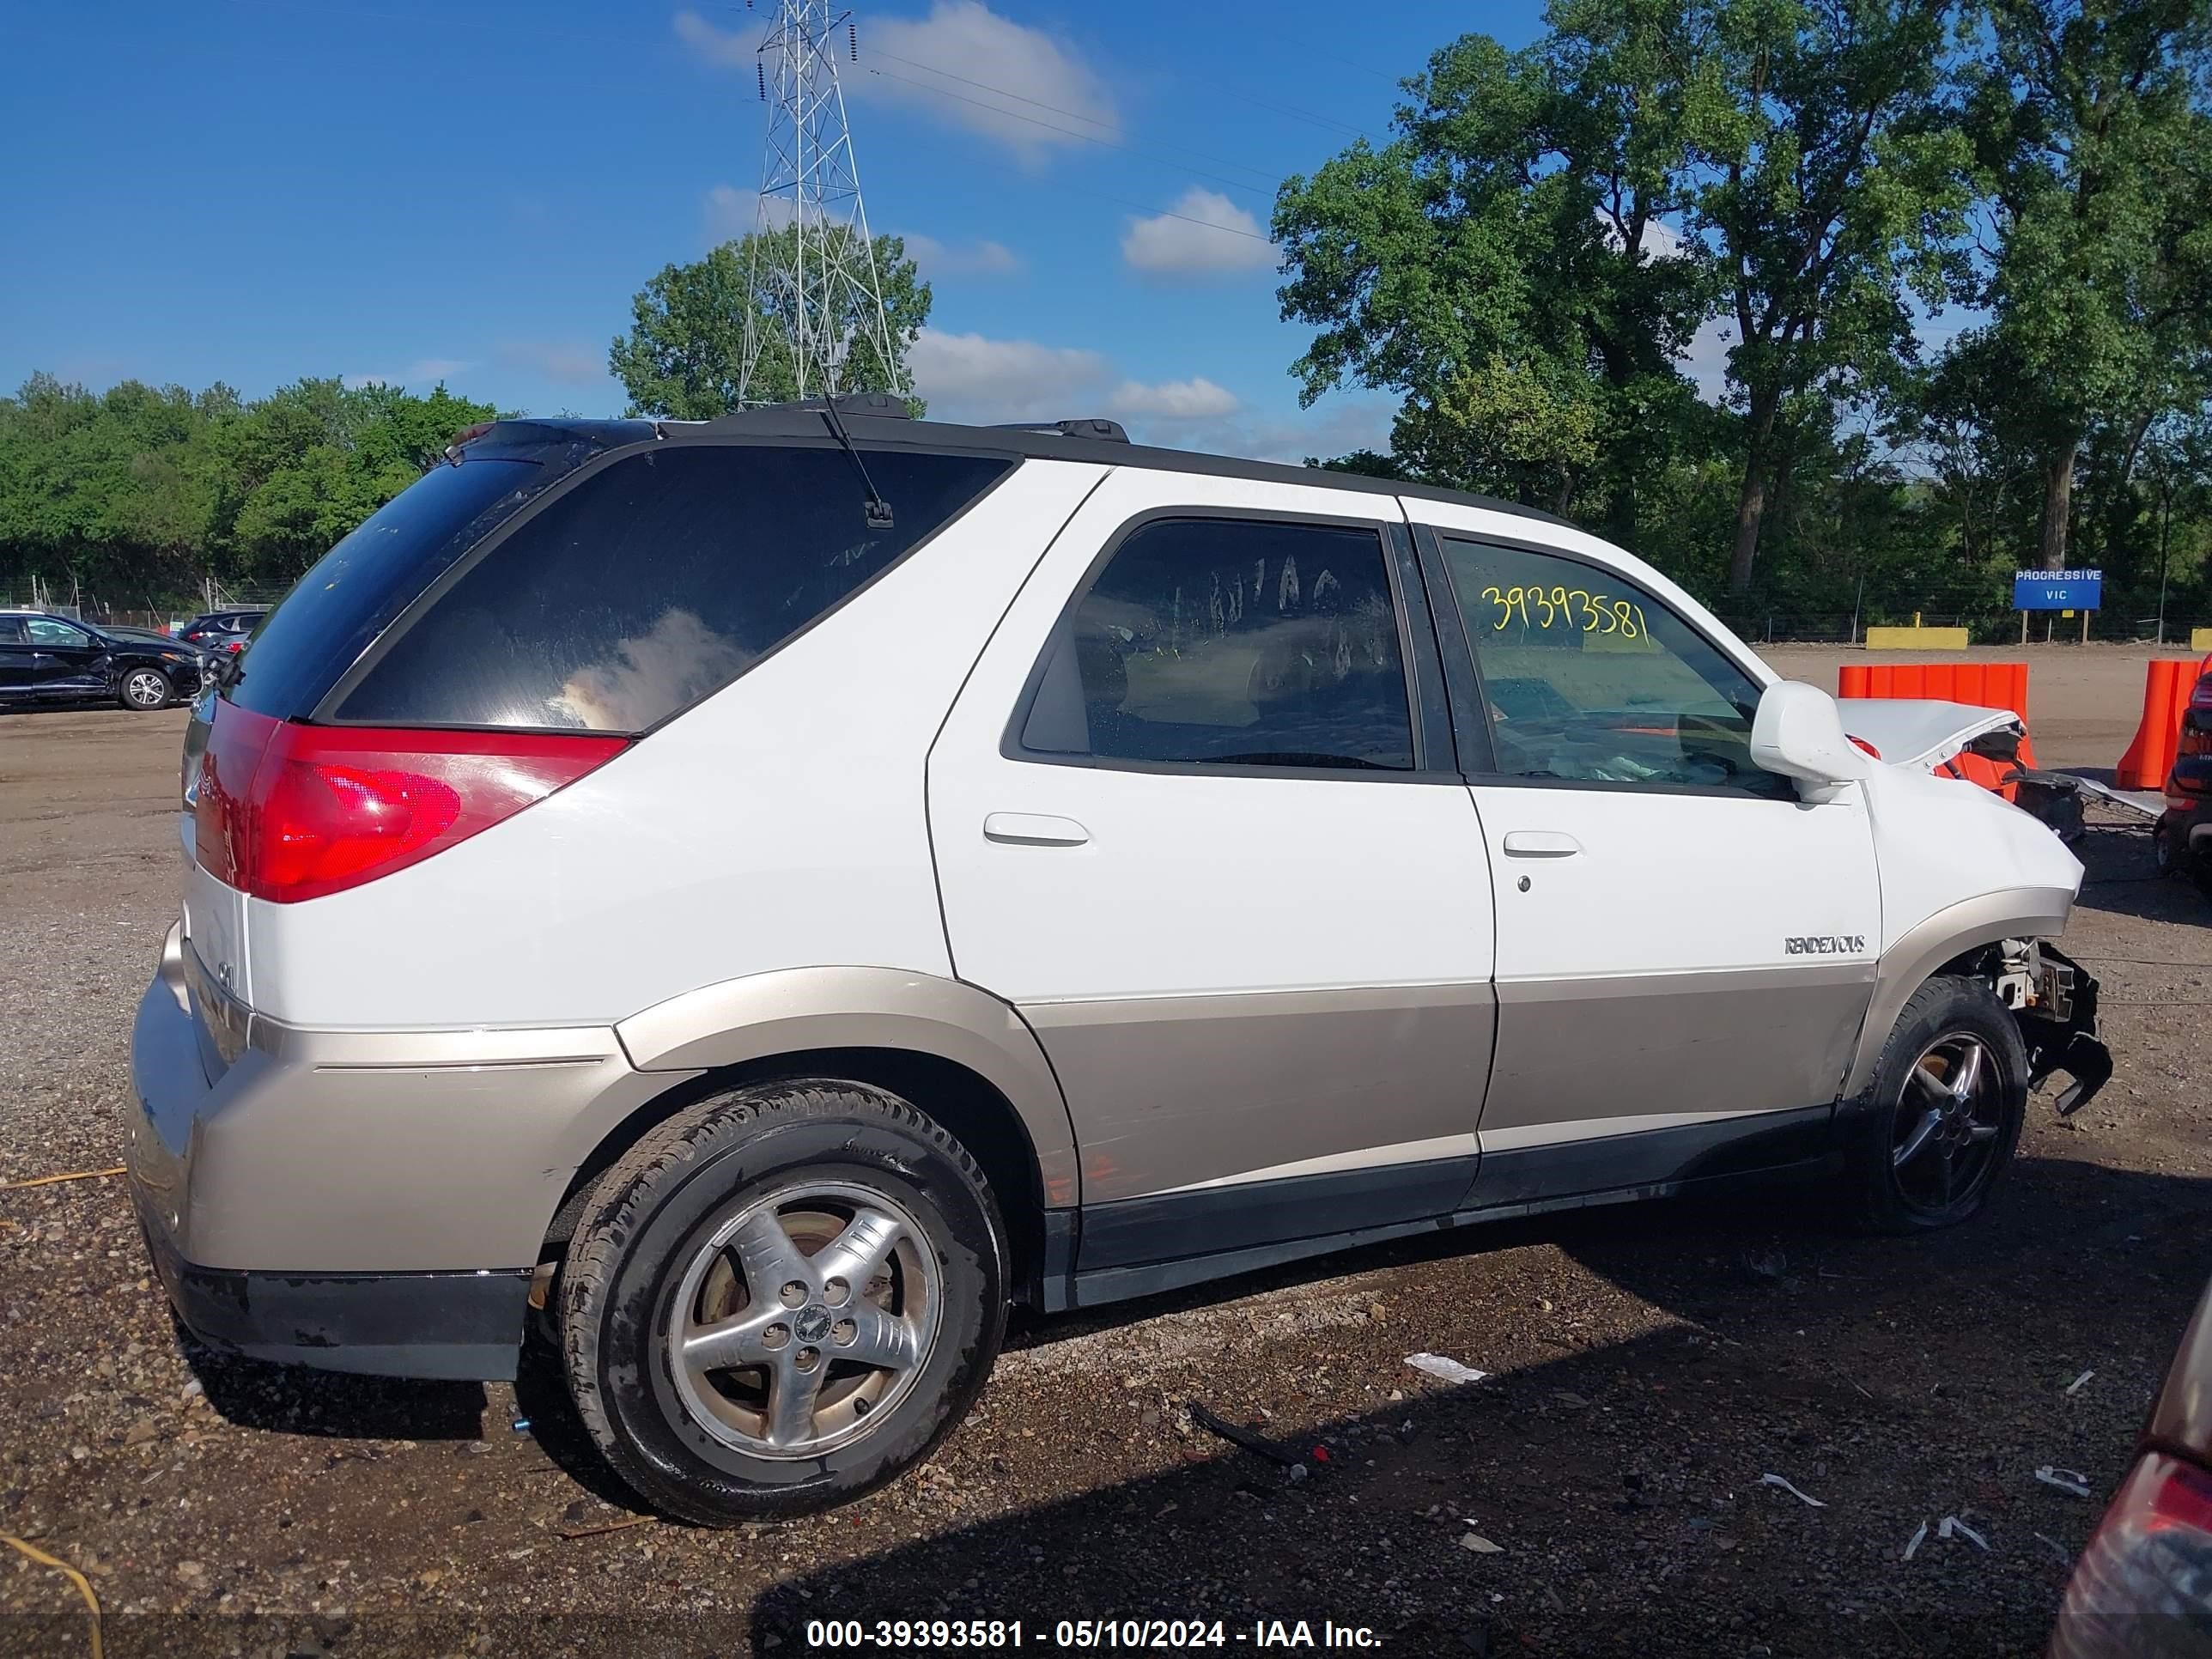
3 0 1559 462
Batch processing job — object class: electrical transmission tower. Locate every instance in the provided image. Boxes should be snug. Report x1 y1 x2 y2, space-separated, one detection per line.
735 0 896 405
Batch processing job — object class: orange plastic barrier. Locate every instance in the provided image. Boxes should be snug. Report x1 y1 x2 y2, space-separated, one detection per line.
1838 659 2028 720
2115 656 2212 790
1838 660 2039 770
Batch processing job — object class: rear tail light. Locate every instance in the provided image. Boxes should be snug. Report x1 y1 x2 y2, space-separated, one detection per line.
192 706 627 902
2050 1452 2212 1658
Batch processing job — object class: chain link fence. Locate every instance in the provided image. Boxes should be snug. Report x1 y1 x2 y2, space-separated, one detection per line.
1 577 292 632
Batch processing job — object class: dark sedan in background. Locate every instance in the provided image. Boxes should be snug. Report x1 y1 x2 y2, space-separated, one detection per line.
176 605 268 655
0 611 216 710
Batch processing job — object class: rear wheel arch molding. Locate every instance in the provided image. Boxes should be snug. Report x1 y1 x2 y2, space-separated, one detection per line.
545 968 1079 1292
1840 886 2075 1102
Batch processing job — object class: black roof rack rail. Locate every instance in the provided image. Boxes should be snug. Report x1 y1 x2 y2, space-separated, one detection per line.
988 417 1130 444
784 392 913 419
692 393 915 437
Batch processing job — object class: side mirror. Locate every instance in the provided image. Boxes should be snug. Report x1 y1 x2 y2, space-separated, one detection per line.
1751 680 1870 798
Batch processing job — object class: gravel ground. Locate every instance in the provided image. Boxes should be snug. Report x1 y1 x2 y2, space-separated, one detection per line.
2 702 2209 1659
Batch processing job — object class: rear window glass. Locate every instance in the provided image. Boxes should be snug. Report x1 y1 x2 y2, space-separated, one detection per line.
331 444 1012 732
227 459 554 719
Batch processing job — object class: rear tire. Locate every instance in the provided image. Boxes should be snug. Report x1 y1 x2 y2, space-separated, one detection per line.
118 668 173 710
1841 975 2027 1234
560 1080 1007 1525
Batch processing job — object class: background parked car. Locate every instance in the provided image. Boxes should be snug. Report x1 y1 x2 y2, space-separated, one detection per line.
2154 661 2212 900
177 606 269 655
94 622 185 647
0 610 215 709
2049 1273 2212 1655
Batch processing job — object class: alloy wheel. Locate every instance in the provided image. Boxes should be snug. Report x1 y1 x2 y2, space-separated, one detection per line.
1889 1030 2004 1215
663 1180 942 1460
123 671 168 708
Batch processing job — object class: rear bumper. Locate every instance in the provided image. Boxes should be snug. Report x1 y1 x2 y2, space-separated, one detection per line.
136 1195 530 1381
125 920 690 1376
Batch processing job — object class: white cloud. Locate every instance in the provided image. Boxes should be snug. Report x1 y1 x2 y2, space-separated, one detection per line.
677 3 1117 168
495 341 608 387
672 8 750 67
1105 377 1239 420
899 232 1022 277
1120 188 1278 279
906 327 1383 461
704 183 802 243
343 357 475 390
906 328 1109 422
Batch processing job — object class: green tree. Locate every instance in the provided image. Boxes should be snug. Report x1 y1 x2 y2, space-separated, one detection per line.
1957 0 2212 569
1273 3 1711 535
607 228 932 419
222 378 495 574
0 373 494 603
1686 0 1972 595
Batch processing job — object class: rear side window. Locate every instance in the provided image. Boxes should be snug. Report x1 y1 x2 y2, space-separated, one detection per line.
1018 517 1414 771
228 459 554 719
334 445 1012 732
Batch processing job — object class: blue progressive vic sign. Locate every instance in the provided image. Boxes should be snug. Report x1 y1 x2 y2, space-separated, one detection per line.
2013 568 2103 611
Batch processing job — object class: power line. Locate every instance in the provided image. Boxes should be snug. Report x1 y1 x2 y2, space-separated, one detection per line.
1217 85 1382 143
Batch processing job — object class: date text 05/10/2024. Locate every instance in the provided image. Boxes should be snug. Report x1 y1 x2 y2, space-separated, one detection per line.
801 1619 1385 1650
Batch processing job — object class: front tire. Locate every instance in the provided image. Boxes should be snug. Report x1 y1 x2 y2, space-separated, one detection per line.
1842 975 2027 1233
118 668 173 710
560 1080 1007 1525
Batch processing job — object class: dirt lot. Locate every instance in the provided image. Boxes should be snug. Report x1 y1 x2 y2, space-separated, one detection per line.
2 682 2208 1659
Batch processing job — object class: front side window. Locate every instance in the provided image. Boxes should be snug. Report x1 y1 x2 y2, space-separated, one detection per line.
335 445 1012 732
1440 538 1787 797
1020 517 1414 771
25 617 91 647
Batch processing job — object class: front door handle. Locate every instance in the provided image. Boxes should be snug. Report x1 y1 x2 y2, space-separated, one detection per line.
1501 830 1583 859
984 812 1091 848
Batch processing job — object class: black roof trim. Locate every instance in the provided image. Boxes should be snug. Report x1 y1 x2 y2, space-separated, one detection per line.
478 410 1574 529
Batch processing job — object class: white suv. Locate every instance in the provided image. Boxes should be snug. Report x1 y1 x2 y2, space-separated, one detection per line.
128 400 2110 1522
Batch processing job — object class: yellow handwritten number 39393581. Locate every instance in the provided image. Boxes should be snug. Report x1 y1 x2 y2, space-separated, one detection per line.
1480 584 1648 640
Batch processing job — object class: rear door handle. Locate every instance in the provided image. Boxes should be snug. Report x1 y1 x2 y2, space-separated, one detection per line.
984 812 1091 847
1501 830 1583 859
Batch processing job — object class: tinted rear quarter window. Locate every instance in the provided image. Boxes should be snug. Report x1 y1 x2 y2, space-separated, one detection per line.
227 459 555 719
333 444 1012 732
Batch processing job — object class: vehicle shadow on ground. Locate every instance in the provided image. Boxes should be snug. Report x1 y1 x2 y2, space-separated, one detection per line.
736 1153 2207 1659
2069 823 2209 927
176 1323 488 1442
